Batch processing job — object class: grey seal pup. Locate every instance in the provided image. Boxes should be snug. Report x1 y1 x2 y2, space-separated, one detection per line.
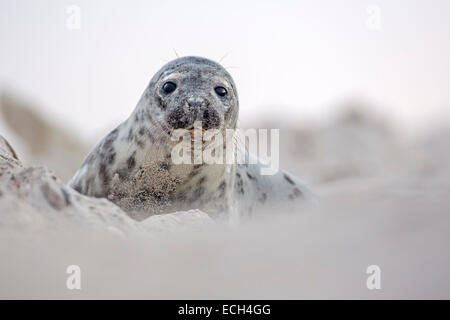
69 56 313 221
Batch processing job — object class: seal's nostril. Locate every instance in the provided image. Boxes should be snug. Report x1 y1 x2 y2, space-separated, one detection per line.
187 98 206 108
188 101 200 108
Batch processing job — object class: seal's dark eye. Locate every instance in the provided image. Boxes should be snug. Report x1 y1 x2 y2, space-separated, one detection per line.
214 86 227 97
162 81 177 94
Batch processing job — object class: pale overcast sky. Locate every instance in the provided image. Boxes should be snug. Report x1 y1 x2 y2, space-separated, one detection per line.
1 0 450 141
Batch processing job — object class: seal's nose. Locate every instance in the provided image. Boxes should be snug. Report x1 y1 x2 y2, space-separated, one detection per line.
167 97 220 130
187 98 206 108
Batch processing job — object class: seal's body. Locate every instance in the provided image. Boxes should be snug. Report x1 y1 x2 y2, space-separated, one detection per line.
69 56 312 220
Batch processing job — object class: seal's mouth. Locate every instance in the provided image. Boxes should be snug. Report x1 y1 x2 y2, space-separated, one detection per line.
186 127 208 134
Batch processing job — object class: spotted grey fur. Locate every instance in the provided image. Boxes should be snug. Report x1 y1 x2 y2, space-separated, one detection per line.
69 56 313 221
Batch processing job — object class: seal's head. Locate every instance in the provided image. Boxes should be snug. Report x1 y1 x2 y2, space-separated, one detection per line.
141 56 239 136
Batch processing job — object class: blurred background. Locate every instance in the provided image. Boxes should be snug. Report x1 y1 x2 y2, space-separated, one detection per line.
1 0 450 182
1 0 450 298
